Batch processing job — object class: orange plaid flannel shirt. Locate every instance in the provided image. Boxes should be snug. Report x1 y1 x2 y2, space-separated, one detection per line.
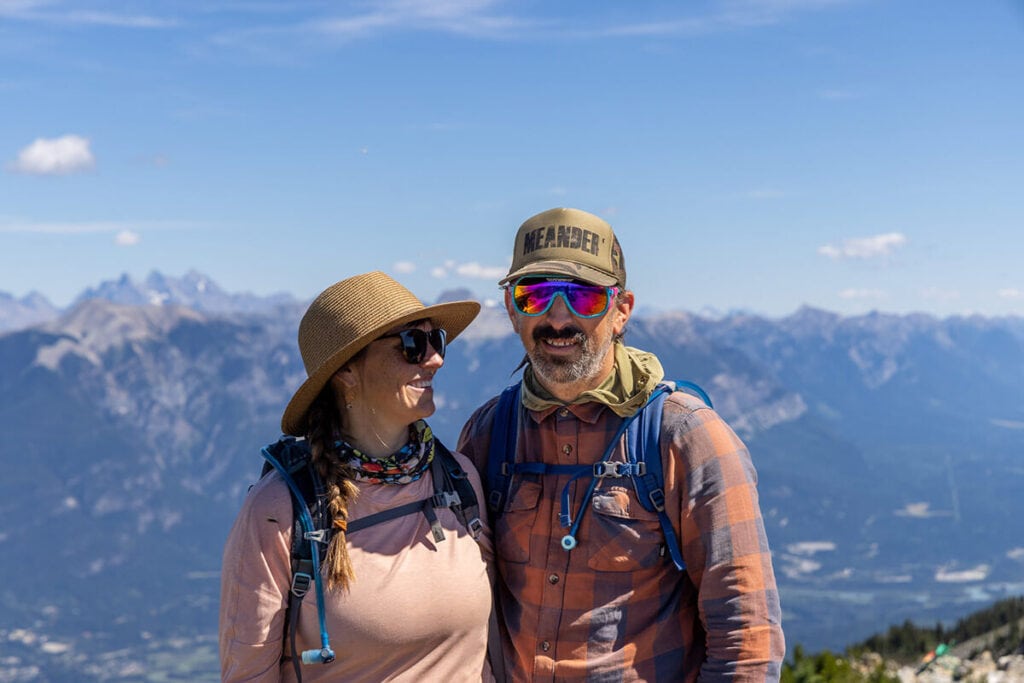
458 389 784 682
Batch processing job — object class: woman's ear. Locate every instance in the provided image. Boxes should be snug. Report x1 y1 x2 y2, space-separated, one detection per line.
332 364 359 391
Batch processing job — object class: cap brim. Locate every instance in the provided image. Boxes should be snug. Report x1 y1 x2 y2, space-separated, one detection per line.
498 261 618 287
280 299 480 436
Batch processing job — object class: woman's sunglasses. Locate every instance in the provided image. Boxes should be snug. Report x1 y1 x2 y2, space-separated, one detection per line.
511 278 618 319
377 328 447 364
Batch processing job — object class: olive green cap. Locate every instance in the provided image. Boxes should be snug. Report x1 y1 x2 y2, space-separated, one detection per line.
499 207 626 288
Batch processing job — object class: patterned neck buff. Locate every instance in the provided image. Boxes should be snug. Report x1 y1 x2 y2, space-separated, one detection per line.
334 420 436 485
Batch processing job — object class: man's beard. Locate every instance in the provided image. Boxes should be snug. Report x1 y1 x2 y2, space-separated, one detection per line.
528 323 614 386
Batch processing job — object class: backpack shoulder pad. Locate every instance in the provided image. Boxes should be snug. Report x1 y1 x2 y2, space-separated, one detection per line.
260 435 313 478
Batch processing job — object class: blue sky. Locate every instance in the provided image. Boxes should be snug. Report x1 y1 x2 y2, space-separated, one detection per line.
1 0 1022 318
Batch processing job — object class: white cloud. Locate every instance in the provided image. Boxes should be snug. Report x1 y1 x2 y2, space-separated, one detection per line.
874 574 912 584
991 418 1024 430
0 2 175 27
578 0 855 37
935 564 990 583
895 502 949 518
9 135 95 175
52 10 174 27
786 541 836 556
431 260 454 278
430 260 506 280
780 557 822 579
0 0 50 14
818 232 907 260
838 288 886 300
114 230 140 246
455 262 507 279
393 261 416 274
310 0 528 41
209 0 856 54
997 288 1024 300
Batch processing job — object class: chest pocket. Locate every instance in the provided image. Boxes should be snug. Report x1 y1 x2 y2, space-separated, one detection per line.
495 477 541 564
586 485 665 572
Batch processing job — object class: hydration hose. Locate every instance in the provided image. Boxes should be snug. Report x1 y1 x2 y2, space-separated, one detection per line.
261 447 336 667
555 385 668 550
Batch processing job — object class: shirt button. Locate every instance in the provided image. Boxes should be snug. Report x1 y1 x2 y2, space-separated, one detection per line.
540 641 551 652
548 573 559 585
558 408 569 417
562 444 572 455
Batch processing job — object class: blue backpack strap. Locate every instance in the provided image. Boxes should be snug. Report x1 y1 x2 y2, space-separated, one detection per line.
626 386 687 571
486 378 710 573
486 383 522 513
628 380 712 572
673 379 714 409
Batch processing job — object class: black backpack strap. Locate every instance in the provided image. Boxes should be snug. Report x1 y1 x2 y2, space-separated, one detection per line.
434 439 484 539
263 438 331 578
259 437 336 678
288 574 307 683
346 468 444 540
486 383 521 514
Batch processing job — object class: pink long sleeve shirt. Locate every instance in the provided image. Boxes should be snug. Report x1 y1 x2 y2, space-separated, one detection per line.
219 450 494 682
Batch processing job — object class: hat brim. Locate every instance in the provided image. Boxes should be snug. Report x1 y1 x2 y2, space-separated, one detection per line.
280 298 480 436
498 260 618 287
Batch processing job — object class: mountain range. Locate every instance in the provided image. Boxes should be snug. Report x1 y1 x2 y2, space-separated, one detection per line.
1 271 1022 681
0 270 299 335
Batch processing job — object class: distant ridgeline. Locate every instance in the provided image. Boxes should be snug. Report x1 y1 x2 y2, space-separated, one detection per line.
783 596 1024 682
1 271 1024 679
853 596 1024 663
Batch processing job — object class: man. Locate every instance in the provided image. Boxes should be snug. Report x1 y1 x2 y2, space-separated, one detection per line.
458 207 784 681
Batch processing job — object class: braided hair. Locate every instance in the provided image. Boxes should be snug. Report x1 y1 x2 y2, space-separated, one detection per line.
304 385 359 591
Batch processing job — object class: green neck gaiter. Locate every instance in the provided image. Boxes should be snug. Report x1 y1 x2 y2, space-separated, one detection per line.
521 342 664 418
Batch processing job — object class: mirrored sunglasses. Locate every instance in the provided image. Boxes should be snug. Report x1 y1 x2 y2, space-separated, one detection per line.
377 328 447 364
511 278 617 319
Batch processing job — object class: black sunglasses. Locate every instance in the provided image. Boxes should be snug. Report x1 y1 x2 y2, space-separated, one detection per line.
377 328 447 364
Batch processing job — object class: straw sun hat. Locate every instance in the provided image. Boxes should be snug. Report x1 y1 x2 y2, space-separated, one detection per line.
281 271 481 436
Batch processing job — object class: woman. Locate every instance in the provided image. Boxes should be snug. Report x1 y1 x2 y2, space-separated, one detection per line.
220 271 494 682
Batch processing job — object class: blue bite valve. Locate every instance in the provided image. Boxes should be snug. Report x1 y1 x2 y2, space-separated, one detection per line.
561 535 577 550
301 647 336 664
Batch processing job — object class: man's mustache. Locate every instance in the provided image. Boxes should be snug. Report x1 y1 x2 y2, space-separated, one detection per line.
533 324 585 342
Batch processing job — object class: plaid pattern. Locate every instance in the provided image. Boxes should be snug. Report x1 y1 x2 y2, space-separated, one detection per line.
458 390 784 682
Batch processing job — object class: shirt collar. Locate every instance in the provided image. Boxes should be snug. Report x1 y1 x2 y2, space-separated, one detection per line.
526 400 608 424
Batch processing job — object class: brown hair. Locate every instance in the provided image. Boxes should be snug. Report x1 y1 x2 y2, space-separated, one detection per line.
304 386 359 591
613 287 630 342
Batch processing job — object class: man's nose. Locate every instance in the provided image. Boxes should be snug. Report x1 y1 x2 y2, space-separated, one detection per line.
545 294 575 324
